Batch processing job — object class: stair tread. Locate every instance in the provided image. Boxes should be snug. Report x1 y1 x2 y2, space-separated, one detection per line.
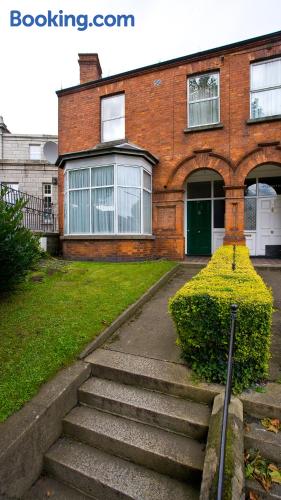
23 475 92 500
246 478 281 499
245 420 281 448
85 348 221 403
79 377 210 426
64 405 204 472
46 437 200 500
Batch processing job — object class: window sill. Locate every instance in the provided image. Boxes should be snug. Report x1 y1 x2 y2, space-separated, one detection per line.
247 115 281 125
184 123 224 133
61 235 155 240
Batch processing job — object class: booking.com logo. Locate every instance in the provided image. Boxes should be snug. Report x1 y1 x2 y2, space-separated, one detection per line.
10 10 135 31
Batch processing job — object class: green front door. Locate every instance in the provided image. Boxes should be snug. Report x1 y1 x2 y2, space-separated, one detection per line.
187 200 211 255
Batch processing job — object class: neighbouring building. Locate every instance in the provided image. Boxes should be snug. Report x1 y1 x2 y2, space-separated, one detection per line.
0 116 58 220
56 31 281 260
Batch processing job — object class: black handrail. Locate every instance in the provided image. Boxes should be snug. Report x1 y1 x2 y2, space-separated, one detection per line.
1 184 57 233
217 303 238 500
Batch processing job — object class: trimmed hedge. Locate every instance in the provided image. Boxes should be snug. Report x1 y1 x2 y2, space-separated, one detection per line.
169 246 273 392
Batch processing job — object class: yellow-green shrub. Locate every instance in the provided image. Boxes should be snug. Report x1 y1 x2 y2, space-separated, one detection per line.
169 246 273 392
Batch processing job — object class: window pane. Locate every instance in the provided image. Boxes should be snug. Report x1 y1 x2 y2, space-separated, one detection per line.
118 187 141 233
29 145 41 160
102 95 125 120
69 190 90 233
69 169 89 189
102 117 125 142
251 60 281 91
251 88 281 118
189 73 219 102
259 177 281 196
91 166 114 187
245 198 256 230
214 199 225 228
118 166 141 187
92 187 114 233
143 190 152 233
214 180 224 198
245 180 257 197
143 170 151 190
189 99 219 127
186 181 211 199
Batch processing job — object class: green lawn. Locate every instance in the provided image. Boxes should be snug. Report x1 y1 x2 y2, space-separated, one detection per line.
0 259 176 421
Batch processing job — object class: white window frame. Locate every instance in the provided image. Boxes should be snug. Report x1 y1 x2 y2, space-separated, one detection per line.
29 144 41 160
250 57 281 119
187 72 220 128
42 183 53 223
65 163 152 236
101 94 125 143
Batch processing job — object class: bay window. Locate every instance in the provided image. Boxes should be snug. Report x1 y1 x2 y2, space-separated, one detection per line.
188 72 220 127
65 164 152 235
250 58 281 119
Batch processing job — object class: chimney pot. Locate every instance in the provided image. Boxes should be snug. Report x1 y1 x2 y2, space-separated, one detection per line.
78 53 102 84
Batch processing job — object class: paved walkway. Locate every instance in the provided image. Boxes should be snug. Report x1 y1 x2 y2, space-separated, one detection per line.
104 265 281 383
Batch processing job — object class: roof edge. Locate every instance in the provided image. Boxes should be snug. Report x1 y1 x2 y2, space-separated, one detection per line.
56 145 159 168
57 30 281 96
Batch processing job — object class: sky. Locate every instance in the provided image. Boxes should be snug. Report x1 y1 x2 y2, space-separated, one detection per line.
0 0 280 135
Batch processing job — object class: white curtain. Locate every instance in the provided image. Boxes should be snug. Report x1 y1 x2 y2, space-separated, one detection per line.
251 60 281 90
92 187 114 233
251 88 281 118
189 99 219 127
118 166 141 187
69 169 89 189
69 190 90 233
92 165 114 187
118 187 141 233
143 190 152 233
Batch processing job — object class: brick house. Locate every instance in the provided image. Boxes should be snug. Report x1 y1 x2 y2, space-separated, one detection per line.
56 31 281 260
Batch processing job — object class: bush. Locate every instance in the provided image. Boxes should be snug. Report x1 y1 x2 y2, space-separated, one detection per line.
0 187 41 292
169 246 273 392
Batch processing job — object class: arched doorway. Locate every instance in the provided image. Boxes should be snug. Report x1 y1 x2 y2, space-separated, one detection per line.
244 164 281 256
185 169 225 255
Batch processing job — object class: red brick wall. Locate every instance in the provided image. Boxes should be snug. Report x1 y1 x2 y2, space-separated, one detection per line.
62 239 155 261
58 34 281 260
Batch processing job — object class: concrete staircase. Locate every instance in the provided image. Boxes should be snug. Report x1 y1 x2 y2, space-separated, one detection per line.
38 349 212 499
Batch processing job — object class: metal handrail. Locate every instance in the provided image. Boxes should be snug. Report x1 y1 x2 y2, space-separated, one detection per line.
217 303 238 500
0 184 57 233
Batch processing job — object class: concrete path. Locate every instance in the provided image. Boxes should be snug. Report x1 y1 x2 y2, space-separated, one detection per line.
104 265 281 383
103 266 198 364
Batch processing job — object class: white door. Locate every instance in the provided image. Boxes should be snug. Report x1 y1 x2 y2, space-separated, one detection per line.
257 196 281 255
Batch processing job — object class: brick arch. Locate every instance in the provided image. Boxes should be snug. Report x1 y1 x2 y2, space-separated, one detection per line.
168 153 233 189
235 146 281 184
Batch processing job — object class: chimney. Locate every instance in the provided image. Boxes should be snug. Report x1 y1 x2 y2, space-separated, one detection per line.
78 53 102 84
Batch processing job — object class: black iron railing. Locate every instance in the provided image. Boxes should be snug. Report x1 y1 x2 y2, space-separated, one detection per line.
217 303 238 500
1 184 57 233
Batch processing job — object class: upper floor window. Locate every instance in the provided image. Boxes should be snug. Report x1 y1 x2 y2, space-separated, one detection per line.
101 94 125 142
250 58 281 119
188 72 219 127
29 144 41 160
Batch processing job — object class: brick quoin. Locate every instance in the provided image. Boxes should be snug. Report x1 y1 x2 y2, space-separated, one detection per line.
57 31 281 260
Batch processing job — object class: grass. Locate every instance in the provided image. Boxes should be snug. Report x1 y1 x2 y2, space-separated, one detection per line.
0 258 176 422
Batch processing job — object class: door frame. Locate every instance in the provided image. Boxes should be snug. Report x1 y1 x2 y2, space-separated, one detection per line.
184 183 225 255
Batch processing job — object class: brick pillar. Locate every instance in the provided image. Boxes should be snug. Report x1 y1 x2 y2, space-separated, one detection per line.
224 185 246 246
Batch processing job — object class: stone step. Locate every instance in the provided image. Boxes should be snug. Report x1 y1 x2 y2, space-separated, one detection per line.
23 475 93 499
246 479 281 499
85 349 221 404
45 437 200 500
244 418 281 464
63 405 204 482
79 377 210 440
